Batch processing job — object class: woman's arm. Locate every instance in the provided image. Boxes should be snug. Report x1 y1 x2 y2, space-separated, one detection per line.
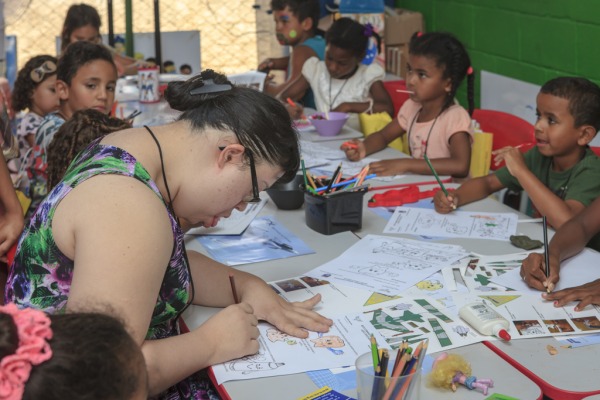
57 176 260 395
0 154 23 259
187 250 333 338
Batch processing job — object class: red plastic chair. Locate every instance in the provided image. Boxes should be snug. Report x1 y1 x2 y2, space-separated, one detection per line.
383 80 410 118
591 146 600 157
471 109 536 170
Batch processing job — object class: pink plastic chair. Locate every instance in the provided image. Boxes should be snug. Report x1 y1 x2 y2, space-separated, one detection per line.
472 109 536 170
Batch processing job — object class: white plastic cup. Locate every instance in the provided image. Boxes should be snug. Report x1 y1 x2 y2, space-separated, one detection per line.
355 352 421 400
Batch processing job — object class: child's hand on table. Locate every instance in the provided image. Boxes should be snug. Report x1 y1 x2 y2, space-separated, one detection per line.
241 279 333 339
368 159 409 177
543 278 600 311
433 189 458 213
340 139 365 161
521 252 560 293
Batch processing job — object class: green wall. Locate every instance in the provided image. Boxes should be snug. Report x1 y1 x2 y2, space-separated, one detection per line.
396 0 600 107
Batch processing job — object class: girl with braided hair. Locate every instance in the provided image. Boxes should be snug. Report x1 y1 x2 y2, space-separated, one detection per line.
46 109 130 191
342 31 475 179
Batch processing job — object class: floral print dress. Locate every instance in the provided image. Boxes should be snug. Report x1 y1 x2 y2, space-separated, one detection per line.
5 139 220 400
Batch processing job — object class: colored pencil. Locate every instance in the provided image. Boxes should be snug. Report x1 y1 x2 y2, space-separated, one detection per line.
543 216 550 293
286 97 297 107
370 335 379 373
341 140 359 149
423 154 449 196
395 89 414 94
372 349 389 400
315 174 376 192
325 163 342 193
306 172 317 190
229 273 239 304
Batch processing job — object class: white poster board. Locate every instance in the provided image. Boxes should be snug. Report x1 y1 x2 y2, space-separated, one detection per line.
101 30 201 74
58 30 201 75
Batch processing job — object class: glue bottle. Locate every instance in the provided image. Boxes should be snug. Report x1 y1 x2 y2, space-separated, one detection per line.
459 302 511 341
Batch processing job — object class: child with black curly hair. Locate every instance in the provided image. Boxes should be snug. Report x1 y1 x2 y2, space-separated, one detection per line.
46 108 130 191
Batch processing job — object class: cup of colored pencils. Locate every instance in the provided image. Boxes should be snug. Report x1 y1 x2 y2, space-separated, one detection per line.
355 338 427 400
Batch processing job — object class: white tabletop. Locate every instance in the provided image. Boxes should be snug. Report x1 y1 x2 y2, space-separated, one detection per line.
182 137 547 400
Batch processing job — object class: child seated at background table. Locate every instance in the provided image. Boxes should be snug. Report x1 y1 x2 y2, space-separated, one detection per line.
521 195 600 301
434 77 600 251
259 0 325 109
28 41 117 218
341 31 473 178
279 17 393 131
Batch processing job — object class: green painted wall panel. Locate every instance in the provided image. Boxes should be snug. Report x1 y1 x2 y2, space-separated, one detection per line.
395 0 600 106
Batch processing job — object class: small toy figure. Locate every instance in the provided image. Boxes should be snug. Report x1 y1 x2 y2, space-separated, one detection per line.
428 352 494 395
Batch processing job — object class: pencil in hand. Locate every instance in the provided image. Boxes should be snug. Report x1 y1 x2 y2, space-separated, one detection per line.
543 216 551 293
424 154 456 210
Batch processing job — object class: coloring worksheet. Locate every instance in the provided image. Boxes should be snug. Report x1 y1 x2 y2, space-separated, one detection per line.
491 248 600 294
211 315 385 384
383 207 519 240
193 216 314 265
305 235 469 296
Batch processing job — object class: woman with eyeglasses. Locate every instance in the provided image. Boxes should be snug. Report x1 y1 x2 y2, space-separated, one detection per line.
5 69 333 400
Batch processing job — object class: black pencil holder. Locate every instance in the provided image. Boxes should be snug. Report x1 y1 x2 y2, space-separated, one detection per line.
304 188 366 235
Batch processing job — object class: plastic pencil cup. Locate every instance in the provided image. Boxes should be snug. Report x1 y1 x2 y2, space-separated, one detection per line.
304 188 366 235
355 352 421 400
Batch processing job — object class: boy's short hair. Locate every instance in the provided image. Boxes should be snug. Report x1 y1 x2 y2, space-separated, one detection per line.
57 41 116 85
271 0 320 33
540 77 600 131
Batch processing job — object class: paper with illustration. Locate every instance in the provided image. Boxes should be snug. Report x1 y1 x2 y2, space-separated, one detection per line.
185 198 266 236
491 248 600 294
305 234 469 296
211 315 385 384
383 207 518 240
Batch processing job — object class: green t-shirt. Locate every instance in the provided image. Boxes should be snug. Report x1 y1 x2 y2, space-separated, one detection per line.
495 146 600 251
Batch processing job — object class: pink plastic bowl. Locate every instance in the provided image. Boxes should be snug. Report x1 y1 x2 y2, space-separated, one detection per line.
309 112 349 137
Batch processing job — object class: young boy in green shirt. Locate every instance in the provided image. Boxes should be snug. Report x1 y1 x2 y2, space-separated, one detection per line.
258 0 325 108
434 77 600 250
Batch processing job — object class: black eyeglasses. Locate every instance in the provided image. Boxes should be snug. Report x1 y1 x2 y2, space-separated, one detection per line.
219 146 261 203
244 149 261 203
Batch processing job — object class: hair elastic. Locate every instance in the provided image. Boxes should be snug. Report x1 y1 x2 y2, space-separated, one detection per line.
467 66 474 75
417 31 423 37
363 23 374 37
189 78 232 96
30 60 57 84
0 304 53 400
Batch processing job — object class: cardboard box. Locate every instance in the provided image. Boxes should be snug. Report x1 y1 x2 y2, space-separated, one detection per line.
385 43 408 79
384 9 424 46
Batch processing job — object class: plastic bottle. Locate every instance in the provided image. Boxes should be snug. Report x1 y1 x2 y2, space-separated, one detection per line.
458 302 511 341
